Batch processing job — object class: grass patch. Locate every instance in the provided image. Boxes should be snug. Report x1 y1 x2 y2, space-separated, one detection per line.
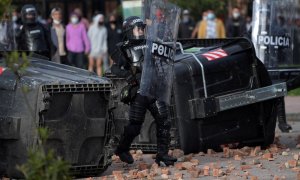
288 87 300 96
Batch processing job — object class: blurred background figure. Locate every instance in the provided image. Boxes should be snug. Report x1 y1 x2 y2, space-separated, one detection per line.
66 12 90 69
16 4 51 58
0 12 15 50
12 9 22 31
106 14 122 66
87 14 107 76
225 7 246 37
178 9 195 39
74 8 89 30
191 10 207 38
245 16 252 32
197 9 226 38
50 7 68 64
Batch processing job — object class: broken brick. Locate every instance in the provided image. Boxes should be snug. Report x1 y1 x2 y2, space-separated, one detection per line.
234 155 242 161
161 174 168 179
173 149 184 158
161 168 169 175
128 169 138 179
282 151 289 156
251 176 258 180
250 146 261 157
137 169 149 179
174 162 183 170
262 153 273 159
190 159 199 166
189 169 200 178
136 149 143 155
203 166 210 176
223 147 231 158
233 149 248 156
112 171 124 180
138 162 149 170
198 152 205 156
241 165 252 171
174 172 183 180
294 154 300 161
184 153 193 161
273 175 280 180
288 160 298 168
207 149 216 155
212 169 220 177
182 162 194 170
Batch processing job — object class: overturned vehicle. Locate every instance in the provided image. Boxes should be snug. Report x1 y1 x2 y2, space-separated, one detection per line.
109 37 287 155
0 23 114 177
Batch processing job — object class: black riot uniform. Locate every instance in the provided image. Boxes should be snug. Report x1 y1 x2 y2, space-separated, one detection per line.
16 4 51 58
112 16 177 166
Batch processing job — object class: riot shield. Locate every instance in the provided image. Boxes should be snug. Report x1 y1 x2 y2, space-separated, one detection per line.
252 0 295 68
139 0 181 104
0 20 16 51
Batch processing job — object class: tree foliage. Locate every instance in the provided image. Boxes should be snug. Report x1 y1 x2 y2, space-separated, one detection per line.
170 0 227 21
0 0 12 19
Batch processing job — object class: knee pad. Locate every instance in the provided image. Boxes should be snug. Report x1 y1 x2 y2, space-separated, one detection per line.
129 101 147 123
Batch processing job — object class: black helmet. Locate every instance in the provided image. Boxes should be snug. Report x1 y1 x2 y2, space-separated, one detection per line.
122 16 146 40
21 4 37 25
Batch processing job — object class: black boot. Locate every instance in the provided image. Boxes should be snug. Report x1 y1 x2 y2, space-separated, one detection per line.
115 149 134 164
155 144 177 166
115 124 142 164
277 97 292 133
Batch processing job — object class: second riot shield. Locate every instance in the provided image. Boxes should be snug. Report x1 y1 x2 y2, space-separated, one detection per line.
0 20 16 51
251 0 295 68
139 0 181 104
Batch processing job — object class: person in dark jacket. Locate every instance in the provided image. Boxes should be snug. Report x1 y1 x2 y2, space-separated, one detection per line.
16 4 51 58
225 7 247 37
106 14 123 66
50 7 68 64
178 9 195 38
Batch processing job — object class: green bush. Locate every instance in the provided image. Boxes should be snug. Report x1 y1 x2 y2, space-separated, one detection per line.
288 88 300 96
17 128 71 180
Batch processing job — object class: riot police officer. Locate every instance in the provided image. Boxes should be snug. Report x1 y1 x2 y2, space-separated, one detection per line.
16 4 51 58
112 16 177 166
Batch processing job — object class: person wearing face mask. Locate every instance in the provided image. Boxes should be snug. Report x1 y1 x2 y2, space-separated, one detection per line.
191 10 207 38
50 7 68 64
225 7 246 37
197 9 226 39
106 14 122 67
87 14 107 76
66 12 90 69
178 9 195 39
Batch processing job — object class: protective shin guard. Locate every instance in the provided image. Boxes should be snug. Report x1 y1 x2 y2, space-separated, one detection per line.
149 101 177 166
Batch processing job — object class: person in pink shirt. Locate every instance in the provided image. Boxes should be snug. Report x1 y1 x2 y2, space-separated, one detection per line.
66 12 90 69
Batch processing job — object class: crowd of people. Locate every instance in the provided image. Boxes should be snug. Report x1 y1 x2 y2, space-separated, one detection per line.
180 7 251 39
5 5 300 76
7 6 123 77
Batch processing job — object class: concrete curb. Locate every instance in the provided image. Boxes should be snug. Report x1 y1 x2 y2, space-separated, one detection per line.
287 113 300 121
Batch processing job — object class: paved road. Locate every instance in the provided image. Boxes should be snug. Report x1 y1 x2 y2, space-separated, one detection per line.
89 121 300 180
81 96 300 179
285 96 300 121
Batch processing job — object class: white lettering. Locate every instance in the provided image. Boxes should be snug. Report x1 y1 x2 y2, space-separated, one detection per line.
158 45 164 55
257 35 290 47
152 43 158 53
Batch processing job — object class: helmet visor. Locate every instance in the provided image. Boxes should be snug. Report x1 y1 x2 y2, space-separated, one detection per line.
132 23 146 39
